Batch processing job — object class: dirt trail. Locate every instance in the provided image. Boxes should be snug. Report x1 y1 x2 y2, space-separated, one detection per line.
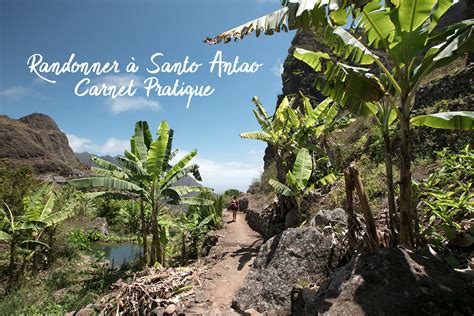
185 211 262 315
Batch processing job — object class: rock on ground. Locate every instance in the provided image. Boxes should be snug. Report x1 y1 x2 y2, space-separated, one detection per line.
295 247 474 315
85 217 109 235
308 208 347 230
233 227 341 313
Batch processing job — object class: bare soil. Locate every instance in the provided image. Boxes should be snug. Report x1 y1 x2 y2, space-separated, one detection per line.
185 210 262 315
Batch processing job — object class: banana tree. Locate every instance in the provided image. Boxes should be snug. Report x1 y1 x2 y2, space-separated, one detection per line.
241 95 339 216
269 148 314 214
207 0 474 248
240 96 297 184
69 121 213 265
0 183 72 286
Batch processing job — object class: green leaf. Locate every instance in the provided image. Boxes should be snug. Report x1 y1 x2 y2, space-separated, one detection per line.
269 179 293 196
0 231 11 241
397 0 437 33
168 186 213 197
133 121 150 164
147 121 170 179
326 27 377 65
429 0 454 32
413 22 473 86
239 131 273 142
359 2 396 49
162 150 197 186
318 173 337 185
91 156 123 173
165 164 202 188
68 177 145 194
204 1 331 45
411 111 474 130
292 148 312 186
294 48 330 72
116 156 148 178
179 197 214 206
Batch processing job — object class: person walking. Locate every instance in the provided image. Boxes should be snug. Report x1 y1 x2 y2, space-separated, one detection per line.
229 195 239 222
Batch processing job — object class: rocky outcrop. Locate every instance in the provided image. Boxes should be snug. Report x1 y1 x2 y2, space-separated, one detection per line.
263 30 329 168
245 201 284 240
233 227 342 313
293 248 474 315
0 113 85 175
309 208 347 230
84 217 109 235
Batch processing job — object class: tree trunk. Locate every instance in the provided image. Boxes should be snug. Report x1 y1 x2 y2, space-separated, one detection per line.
398 112 415 248
349 162 380 250
139 200 148 265
150 190 157 265
383 132 398 242
343 169 357 253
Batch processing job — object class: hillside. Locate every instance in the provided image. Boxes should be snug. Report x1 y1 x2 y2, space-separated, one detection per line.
0 113 85 176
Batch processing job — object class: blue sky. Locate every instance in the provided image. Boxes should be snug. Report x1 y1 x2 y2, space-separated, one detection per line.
0 0 295 192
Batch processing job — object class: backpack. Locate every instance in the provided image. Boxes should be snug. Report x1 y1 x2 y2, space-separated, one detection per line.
230 199 238 209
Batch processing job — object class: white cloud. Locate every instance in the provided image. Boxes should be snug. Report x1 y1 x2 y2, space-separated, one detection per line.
67 134 129 156
271 58 284 77
172 151 263 193
0 86 30 100
107 96 160 114
248 149 264 157
94 74 144 88
89 74 159 114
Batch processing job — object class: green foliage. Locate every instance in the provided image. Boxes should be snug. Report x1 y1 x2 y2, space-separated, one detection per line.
67 230 91 251
0 162 38 216
269 148 316 212
94 196 125 225
0 183 75 284
418 146 474 248
69 120 213 265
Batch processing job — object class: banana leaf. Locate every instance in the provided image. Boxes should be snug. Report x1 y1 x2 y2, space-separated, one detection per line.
411 111 474 130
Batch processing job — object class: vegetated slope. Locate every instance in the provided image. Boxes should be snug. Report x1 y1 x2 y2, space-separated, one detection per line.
0 113 85 176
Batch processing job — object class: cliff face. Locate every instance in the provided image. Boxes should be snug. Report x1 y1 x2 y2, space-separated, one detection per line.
263 30 329 169
0 113 85 176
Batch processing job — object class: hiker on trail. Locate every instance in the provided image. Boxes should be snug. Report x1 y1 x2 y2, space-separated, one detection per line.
229 195 239 222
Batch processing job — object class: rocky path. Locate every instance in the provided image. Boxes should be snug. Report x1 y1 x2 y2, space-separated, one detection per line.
185 211 262 315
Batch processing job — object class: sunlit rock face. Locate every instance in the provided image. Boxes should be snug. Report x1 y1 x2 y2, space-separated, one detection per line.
0 113 85 176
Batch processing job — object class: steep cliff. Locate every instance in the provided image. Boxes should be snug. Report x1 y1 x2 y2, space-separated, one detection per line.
0 113 85 176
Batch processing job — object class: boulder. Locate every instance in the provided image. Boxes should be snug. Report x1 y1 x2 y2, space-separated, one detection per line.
233 227 341 313
309 208 347 230
239 197 249 212
295 248 474 315
200 231 220 257
85 217 109 235
245 201 284 240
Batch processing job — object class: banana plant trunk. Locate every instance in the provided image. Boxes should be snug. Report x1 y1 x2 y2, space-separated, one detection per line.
139 199 148 264
150 201 163 266
383 132 398 241
398 108 415 248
